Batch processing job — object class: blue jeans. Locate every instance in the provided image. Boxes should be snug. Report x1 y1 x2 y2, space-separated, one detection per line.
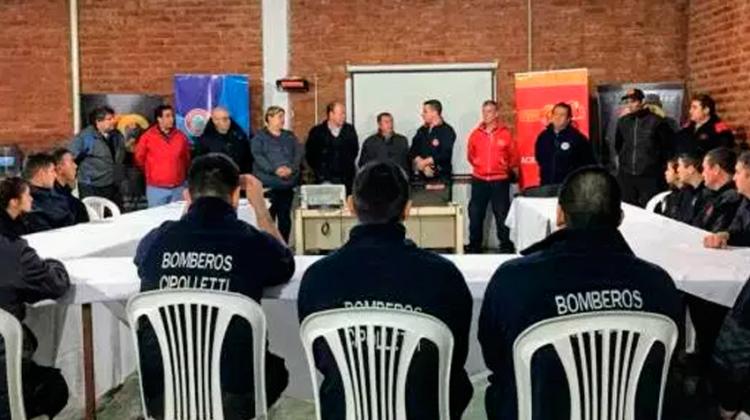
146 185 185 207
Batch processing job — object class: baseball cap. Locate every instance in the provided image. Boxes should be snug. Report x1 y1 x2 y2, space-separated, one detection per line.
621 88 645 102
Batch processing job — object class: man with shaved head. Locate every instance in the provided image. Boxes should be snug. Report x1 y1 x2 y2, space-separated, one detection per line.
305 101 359 193
479 166 682 420
194 106 254 174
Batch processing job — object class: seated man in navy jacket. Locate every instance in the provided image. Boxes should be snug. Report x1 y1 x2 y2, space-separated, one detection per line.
298 161 473 420
478 166 682 420
135 153 295 419
22 153 77 233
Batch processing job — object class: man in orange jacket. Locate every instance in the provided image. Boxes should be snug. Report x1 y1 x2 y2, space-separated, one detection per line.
135 105 191 207
466 100 519 253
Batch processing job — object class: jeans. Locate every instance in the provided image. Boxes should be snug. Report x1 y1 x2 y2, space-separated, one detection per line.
146 185 185 208
267 188 295 242
468 178 512 251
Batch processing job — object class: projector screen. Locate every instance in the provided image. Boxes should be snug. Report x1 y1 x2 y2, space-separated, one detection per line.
346 63 497 176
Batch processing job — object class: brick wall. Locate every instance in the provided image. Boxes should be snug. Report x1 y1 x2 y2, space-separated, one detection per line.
688 0 750 140
0 0 71 150
289 0 689 137
79 0 264 131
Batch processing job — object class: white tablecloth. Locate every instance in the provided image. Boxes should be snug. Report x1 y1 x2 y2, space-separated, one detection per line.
506 197 750 307
45 254 512 401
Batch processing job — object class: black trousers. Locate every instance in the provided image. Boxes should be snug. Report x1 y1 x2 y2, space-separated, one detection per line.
685 294 729 375
0 360 69 420
267 188 295 243
617 172 663 208
78 183 124 212
468 178 512 250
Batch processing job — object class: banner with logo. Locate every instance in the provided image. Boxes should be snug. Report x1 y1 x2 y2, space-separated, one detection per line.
514 69 589 189
174 74 250 142
596 82 685 174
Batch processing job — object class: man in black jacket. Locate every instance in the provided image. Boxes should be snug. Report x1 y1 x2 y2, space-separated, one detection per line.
0 176 70 419
675 153 707 224
615 88 675 207
478 167 682 420
692 147 741 232
705 151 750 248
409 99 456 205
194 107 254 174
22 153 77 233
298 161 474 420
712 279 750 419
305 101 359 193
358 112 410 173
675 94 734 159
535 102 595 186
134 154 294 419
52 148 89 224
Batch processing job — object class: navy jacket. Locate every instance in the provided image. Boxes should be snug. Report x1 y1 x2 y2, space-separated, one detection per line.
134 197 294 398
24 185 77 233
713 278 750 412
298 223 473 420
535 124 595 186
194 120 254 174
409 122 456 185
675 116 735 160
692 182 742 232
53 182 89 224
726 197 750 246
251 128 304 190
479 228 682 420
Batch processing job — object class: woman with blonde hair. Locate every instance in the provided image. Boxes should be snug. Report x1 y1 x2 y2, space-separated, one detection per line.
251 106 304 242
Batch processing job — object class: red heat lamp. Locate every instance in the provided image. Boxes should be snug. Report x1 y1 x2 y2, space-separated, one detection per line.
276 78 310 92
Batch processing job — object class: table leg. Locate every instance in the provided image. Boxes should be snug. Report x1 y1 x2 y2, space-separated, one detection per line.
82 303 96 420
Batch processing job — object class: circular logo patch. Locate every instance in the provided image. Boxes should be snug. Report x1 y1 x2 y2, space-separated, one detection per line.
432 138 440 147
561 142 571 151
185 108 211 137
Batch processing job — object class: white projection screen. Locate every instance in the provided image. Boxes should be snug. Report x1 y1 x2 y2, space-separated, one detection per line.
346 63 497 176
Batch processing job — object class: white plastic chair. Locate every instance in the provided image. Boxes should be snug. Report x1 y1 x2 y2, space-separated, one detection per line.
0 308 27 420
82 196 121 221
126 290 268 420
513 311 678 420
645 191 671 213
300 308 454 420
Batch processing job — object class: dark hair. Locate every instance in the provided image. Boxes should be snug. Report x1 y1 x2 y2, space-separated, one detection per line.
51 148 73 165
705 147 736 174
154 104 173 121
0 177 29 210
22 153 56 181
552 102 573 119
558 166 622 229
423 99 443 115
326 101 343 116
667 156 679 171
482 100 498 109
692 94 717 118
738 151 750 170
677 153 703 173
376 112 392 123
187 154 240 201
353 161 410 224
88 106 115 126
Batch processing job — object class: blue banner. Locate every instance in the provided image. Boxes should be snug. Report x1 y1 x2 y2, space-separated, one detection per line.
174 74 251 142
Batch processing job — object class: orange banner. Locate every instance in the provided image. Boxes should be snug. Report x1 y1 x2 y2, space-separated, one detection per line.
514 69 589 189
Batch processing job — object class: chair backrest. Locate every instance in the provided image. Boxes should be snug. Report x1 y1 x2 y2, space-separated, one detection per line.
513 311 678 420
300 308 454 420
82 196 121 220
645 191 671 213
127 290 268 420
0 309 26 420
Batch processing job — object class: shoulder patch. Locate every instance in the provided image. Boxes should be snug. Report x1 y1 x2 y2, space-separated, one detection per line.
714 121 731 133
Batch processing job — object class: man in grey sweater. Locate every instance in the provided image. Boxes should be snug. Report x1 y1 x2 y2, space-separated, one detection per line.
358 112 410 174
251 106 304 242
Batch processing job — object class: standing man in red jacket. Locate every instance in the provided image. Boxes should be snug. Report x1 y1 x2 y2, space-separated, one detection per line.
135 105 191 207
466 100 519 253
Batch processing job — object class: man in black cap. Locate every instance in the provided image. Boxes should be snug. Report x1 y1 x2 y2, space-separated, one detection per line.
615 88 675 207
